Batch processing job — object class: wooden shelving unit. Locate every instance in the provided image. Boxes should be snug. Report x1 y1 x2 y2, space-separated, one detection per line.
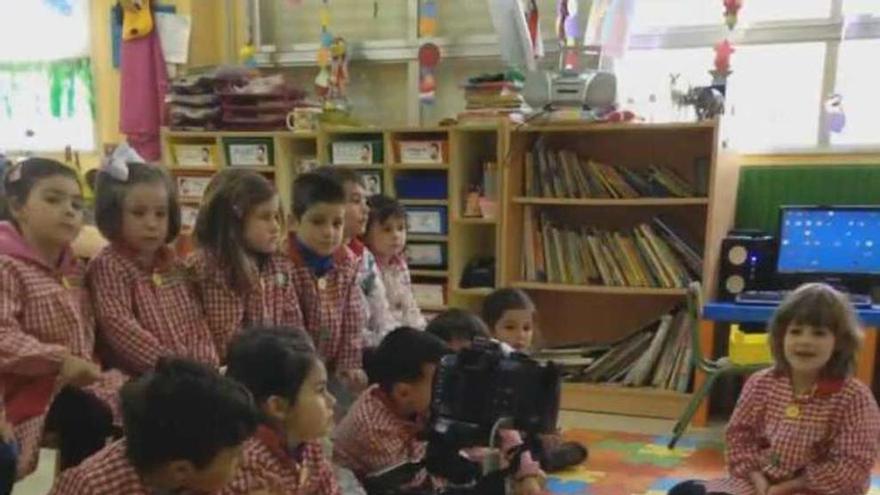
499 120 721 420
384 128 453 315
447 122 506 313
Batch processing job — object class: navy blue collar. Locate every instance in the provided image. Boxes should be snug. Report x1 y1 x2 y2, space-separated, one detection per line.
295 237 334 277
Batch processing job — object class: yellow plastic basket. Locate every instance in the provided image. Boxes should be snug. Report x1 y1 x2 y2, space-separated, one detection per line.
728 324 773 365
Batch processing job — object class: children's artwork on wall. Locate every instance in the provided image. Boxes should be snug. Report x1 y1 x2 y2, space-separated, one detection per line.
419 43 440 104
420 0 437 37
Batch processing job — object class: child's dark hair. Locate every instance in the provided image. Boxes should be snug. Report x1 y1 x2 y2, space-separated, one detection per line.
291 172 346 220
194 169 277 293
94 162 181 243
371 327 449 393
226 326 318 407
366 194 406 229
313 165 366 189
426 308 490 344
121 357 258 472
768 283 862 380
0 158 80 222
482 288 536 331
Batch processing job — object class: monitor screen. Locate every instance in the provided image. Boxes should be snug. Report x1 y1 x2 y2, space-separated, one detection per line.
777 206 880 276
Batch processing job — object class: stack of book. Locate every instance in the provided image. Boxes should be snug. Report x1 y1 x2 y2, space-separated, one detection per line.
521 211 703 288
573 306 693 392
459 72 530 122
525 144 701 199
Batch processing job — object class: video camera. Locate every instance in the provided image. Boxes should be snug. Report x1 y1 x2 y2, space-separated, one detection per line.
425 339 561 489
364 339 561 495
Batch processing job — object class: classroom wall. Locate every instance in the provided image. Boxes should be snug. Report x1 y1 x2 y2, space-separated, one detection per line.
87 0 237 167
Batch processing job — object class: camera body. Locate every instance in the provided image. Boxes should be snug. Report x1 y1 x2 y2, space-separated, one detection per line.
364 339 562 495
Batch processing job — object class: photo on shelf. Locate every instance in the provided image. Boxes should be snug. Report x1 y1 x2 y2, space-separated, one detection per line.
177 176 211 200
174 144 215 168
405 206 448 235
412 283 445 307
225 138 275 167
331 140 382 165
398 140 445 164
358 169 384 196
181 205 199 230
405 242 447 269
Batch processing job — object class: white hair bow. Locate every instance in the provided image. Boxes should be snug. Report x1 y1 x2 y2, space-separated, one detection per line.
100 142 144 181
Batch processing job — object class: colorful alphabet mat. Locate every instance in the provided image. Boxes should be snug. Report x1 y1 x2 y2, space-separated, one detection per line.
546 429 880 495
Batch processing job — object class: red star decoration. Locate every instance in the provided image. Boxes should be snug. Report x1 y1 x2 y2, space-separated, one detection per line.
723 0 742 16
714 39 735 73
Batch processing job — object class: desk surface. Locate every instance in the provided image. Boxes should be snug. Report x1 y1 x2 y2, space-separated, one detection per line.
704 302 880 326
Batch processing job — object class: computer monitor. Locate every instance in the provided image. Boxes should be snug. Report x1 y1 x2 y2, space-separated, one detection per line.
777 206 880 291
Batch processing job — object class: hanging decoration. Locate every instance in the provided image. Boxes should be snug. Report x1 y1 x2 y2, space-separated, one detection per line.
723 0 742 30
419 0 438 37
418 42 441 104
711 0 741 86
315 0 333 100
825 93 846 134
557 0 580 69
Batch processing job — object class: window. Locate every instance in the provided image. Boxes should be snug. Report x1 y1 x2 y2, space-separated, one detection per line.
633 0 832 30
724 43 825 150
844 0 880 16
0 0 94 152
624 1 880 151
831 39 880 146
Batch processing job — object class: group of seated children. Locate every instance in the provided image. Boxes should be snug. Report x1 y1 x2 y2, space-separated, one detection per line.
1 155 879 495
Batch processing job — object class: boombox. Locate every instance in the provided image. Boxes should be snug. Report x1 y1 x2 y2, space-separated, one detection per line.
717 231 777 300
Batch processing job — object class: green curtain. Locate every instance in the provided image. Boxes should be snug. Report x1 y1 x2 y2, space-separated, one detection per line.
0 57 94 120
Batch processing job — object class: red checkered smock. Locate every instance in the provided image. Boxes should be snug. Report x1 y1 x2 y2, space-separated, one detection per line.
287 238 364 373
87 245 218 374
220 425 340 495
0 222 127 479
48 440 152 495
187 249 304 361
333 385 441 492
703 368 880 495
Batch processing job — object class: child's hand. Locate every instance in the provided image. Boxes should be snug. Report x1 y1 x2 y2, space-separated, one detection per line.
338 369 368 393
514 476 544 495
766 476 806 495
0 410 13 443
749 471 770 495
59 354 101 388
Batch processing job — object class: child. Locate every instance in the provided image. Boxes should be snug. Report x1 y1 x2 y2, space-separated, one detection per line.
188 168 303 361
49 357 258 495
483 288 588 473
87 160 218 375
482 288 536 353
0 158 128 477
1 404 14 495
314 166 395 348
364 195 426 330
668 283 880 495
287 173 366 395
334 327 544 495
221 326 347 495
425 308 490 352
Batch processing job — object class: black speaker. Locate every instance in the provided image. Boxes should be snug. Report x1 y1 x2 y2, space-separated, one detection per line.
718 232 777 300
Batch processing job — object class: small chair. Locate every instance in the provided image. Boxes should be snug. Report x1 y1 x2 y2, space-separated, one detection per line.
667 282 771 449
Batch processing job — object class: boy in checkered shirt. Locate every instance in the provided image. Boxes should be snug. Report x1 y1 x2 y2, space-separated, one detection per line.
286 173 367 401
87 160 218 375
313 166 397 348
221 326 357 495
334 327 544 495
49 357 258 495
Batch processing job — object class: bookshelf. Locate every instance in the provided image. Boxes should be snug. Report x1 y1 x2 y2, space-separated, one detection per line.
500 121 720 419
385 128 453 317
